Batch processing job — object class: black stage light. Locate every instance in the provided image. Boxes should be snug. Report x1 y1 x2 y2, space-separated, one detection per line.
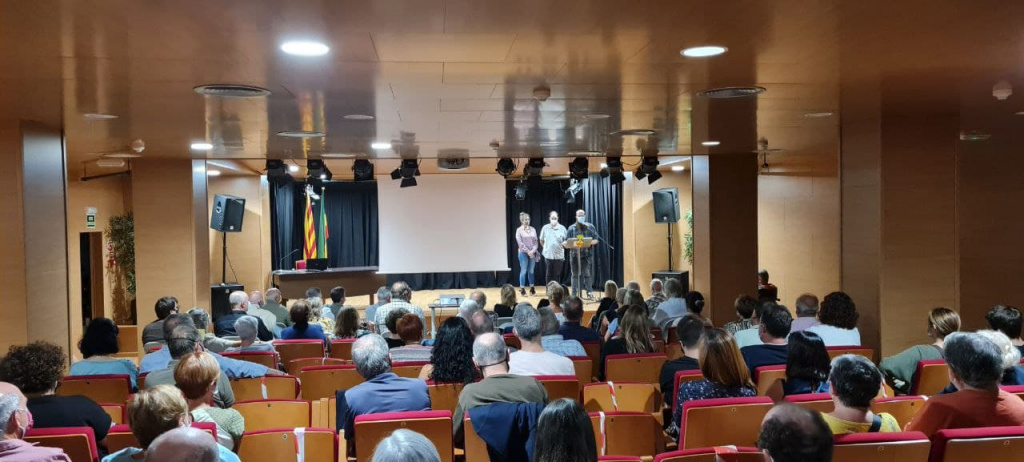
514 181 528 200
401 177 417 188
496 158 516 177
569 156 589 180
600 157 625 185
352 159 374 181
390 168 402 180
635 156 661 184
523 157 545 177
307 159 332 181
266 159 292 185
392 159 420 187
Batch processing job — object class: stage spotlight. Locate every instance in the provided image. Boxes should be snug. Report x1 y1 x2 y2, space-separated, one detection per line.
265 159 292 185
635 156 661 184
352 159 374 181
568 157 589 180
401 177 417 188
514 180 528 201
392 159 420 187
599 157 625 185
523 157 545 177
496 158 516 178
307 159 332 181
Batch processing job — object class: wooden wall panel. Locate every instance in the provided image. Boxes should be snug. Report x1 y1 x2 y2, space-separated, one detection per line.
624 169 692 287
208 176 271 294
0 120 28 352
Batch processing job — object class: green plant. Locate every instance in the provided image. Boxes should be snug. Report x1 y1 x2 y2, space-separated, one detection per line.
105 212 136 295
684 209 693 265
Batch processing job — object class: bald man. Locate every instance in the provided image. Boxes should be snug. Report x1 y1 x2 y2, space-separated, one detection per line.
0 382 71 461
145 427 236 462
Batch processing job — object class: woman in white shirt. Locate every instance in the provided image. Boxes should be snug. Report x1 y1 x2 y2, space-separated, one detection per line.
807 291 861 346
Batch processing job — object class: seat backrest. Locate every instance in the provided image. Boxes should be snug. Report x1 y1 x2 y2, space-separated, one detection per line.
754 365 787 396
25 426 98 462
832 431 930 462
286 357 348 376
589 411 663 458
275 339 326 365
582 341 602 370
104 424 138 454
308 397 338 430
826 346 874 362
230 375 301 401
872 396 926 428
598 456 643 462
653 447 764 462
354 411 454 462
679 397 774 450
298 365 365 400
784 393 834 413
426 382 465 415
220 351 278 369
652 339 666 353
931 426 1024 462
582 382 660 414
910 360 948 395
99 403 126 425
537 375 581 401
502 334 522 350
665 343 684 361
569 356 594 389
237 428 337 462
605 353 667 385
138 372 147 389
58 374 132 404
233 399 311 431
392 361 429 379
329 338 357 360
463 413 489 462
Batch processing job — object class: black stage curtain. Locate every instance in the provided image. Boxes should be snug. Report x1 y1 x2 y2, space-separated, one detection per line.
583 173 625 289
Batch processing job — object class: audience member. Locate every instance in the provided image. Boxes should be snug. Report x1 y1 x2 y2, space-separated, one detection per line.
383 308 411 349
470 290 487 312
740 304 792 378
334 307 369 339
600 305 655 380
546 282 567 313
494 284 517 318
0 381 71 461
723 295 758 335
452 333 548 443
245 293 278 337
685 291 706 320
733 301 771 348
70 317 140 389
173 352 243 450
467 308 494 338
145 326 234 409
757 404 833 462
213 291 272 341
880 307 960 394
365 286 392 333
339 335 430 451
143 297 179 344
590 281 619 331
457 300 480 322
537 306 585 357
766 331 832 401
374 282 426 337
789 294 821 333
306 287 322 299
262 288 290 328
307 297 334 337
224 316 275 353
807 291 861 346
508 304 575 376
390 314 433 362
145 427 221 462
625 281 642 293
327 286 352 319
670 329 755 439
248 291 263 307
659 314 707 409
532 398 597 462
757 269 779 302
596 287 628 335
280 300 329 343
187 309 237 354
0 342 112 452
419 317 480 383
986 305 1024 357
821 355 900 434
140 314 277 378
906 332 1024 436
940 330 1024 392
646 279 667 313
605 289 647 338
370 429 440 462
558 296 601 343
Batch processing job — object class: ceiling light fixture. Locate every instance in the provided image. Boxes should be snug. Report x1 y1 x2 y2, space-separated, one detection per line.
496 158 516 178
391 159 420 188
193 84 271 98
266 160 292 185
321 153 357 158
101 152 142 158
288 165 300 173
307 159 332 184
681 46 728 57
371 141 392 150
582 114 611 120
568 156 589 180
96 159 126 168
277 130 325 138
344 114 375 120
523 158 546 177
672 165 686 172
83 113 118 120
191 142 213 150
698 86 766 99
804 112 835 118
1016 111 1024 116
599 157 625 185
280 40 330 56
207 170 222 176
634 156 662 184
701 141 721 146
352 159 375 181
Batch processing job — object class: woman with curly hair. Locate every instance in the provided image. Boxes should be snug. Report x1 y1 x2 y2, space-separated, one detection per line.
70 317 140 390
418 317 480 384
334 307 369 339
0 341 113 451
807 291 862 346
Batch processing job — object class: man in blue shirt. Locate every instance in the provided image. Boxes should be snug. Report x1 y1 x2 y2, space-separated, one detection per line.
337 334 430 455
740 303 792 378
556 297 601 344
140 313 282 378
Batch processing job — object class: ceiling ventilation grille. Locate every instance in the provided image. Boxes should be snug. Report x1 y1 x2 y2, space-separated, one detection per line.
697 86 766 99
193 84 272 98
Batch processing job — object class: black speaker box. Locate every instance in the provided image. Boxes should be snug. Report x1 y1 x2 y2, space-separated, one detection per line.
211 283 243 320
652 188 680 223
210 194 246 232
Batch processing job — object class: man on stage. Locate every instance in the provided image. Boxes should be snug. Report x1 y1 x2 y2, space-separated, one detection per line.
539 211 567 285
565 209 598 300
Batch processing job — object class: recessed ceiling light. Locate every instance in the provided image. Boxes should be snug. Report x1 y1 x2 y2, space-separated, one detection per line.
672 165 686 172
277 130 325 138
83 113 118 120
804 112 835 118
101 152 142 158
1016 111 1024 116
191 142 213 150
207 170 222 176
609 129 657 136
583 114 611 120
701 141 721 146
193 84 271 98
321 153 357 158
281 40 330 56
344 114 375 120
681 46 728 58
96 159 126 168
697 86 766 99
288 165 300 172
371 142 392 150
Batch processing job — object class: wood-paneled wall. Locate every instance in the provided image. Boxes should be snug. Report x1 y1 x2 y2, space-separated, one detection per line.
0 120 28 352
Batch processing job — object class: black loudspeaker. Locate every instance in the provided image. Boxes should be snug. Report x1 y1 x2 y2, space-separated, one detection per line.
211 284 243 320
210 194 246 232
653 271 689 294
652 188 680 223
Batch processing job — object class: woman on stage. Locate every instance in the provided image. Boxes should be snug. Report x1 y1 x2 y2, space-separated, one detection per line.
516 212 540 296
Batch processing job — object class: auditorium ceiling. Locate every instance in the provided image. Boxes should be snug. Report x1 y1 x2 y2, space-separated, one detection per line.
0 0 1022 176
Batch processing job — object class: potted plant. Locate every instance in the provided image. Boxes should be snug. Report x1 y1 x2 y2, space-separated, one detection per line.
105 212 136 324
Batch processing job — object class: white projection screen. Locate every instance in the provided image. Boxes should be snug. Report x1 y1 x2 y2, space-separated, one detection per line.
377 174 509 274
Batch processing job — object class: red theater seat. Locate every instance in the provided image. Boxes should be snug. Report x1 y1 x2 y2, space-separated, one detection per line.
570 356 594 389
392 361 429 379
581 341 602 374
274 339 326 365
220 351 278 369
604 353 667 386
654 447 764 462
590 411 664 458
753 365 786 396
58 374 132 405
329 338 357 360
929 426 1024 462
502 334 521 350
354 411 453 462
833 431 930 462
99 403 126 425
237 428 337 462
25 427 99 462
910 360 948 396
234 399 311 431
229 375 301 401
286 357 348 376
582 382 660 414
784 393 834 413
536 375 581 401
678 397 773 450
872 396 927 428
826 345 875 361
103 425 137 454
426 381 465 415
298 364 364 400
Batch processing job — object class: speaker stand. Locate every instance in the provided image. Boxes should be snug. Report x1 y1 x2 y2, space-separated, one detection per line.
666 221 674 271
221 231 228 284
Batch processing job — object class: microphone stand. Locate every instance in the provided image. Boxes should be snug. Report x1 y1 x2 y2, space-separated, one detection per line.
278 249 301 270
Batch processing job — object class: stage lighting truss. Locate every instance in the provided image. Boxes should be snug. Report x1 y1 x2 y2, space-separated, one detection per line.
352 159 374 181
599 157 625 185
391 159 420 188
514 180 528 201
568 156 589 180
564 178 583 204
523 157 545 177
634 156 662 184
496 158 516 178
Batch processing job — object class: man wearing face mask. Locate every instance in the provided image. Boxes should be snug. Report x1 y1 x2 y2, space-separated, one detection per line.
0 381 71 461
565 209 599 300
538 211 568 286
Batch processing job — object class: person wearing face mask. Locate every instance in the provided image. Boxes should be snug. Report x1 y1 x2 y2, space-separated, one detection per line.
538 211 568 286
0 381 71 461
515 212 540 297
565 209 599 300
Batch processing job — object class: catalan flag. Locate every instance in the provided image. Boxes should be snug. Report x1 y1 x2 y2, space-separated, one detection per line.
317 187 329 258
304 190 316 259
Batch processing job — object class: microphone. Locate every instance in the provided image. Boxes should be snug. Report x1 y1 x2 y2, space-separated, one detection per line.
279 249 301 269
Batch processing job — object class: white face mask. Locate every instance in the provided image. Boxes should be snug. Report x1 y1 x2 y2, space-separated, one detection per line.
550 218 558 224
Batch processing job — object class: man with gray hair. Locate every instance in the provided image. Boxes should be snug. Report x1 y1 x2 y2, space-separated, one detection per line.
651 277 688 331
143 325 235 408
646 279 667 312
374 282 426 337
213 291 273 341
0 382 71 461
790 294 822 333
906 332 1024 436
467 308 494 338
263 288 291 328
225 316 276 353
537 306 586 357
139 313 284 378
452 333 549 444
508 304 574 376
365 286 391 332
457 299 479 321
338 335 430 453
469 290 487 312
145 427 223 462
187 308 237 353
